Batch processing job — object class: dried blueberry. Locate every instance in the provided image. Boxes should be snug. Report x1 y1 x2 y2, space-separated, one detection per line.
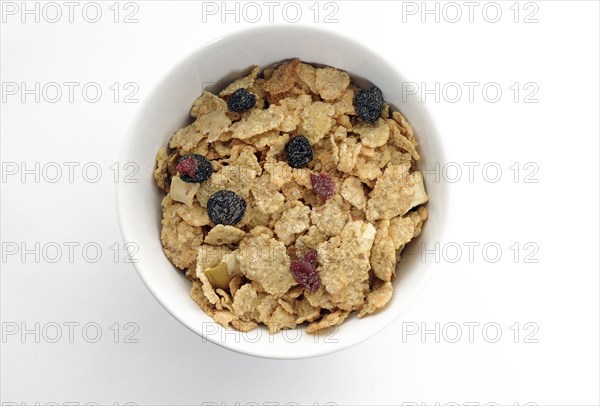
176 154 213 183
290 249 321 293
355 86 384 123
285 136 313 168
227 88 257 112
310 173 336 200
207 190 246 225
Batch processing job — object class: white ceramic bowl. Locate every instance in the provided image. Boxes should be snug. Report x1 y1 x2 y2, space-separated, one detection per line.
117 26 447 359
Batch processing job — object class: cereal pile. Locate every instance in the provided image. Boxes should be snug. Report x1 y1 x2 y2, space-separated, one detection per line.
153 60 429 333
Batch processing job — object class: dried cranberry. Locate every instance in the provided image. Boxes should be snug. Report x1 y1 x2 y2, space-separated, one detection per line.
290 249 320 293
176 157 198 177
310 173 336 200
303 249 317 268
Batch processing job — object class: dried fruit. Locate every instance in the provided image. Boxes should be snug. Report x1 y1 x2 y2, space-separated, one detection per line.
290 249 321 293
207 190 246 225
176 157 198 177
285 136 313 168
176 154 213 183
355 86 384 123
169 176 200 207
227 88 257 112
203 261 230 290
303 249 317 268
310 173 336 200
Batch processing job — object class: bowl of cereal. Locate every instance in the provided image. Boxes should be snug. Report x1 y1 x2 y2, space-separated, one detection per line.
117 26 446 358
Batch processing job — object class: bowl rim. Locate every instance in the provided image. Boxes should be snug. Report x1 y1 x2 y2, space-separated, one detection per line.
116 24 446 359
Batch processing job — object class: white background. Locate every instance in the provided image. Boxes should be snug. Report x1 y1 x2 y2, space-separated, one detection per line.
1 1 599 405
